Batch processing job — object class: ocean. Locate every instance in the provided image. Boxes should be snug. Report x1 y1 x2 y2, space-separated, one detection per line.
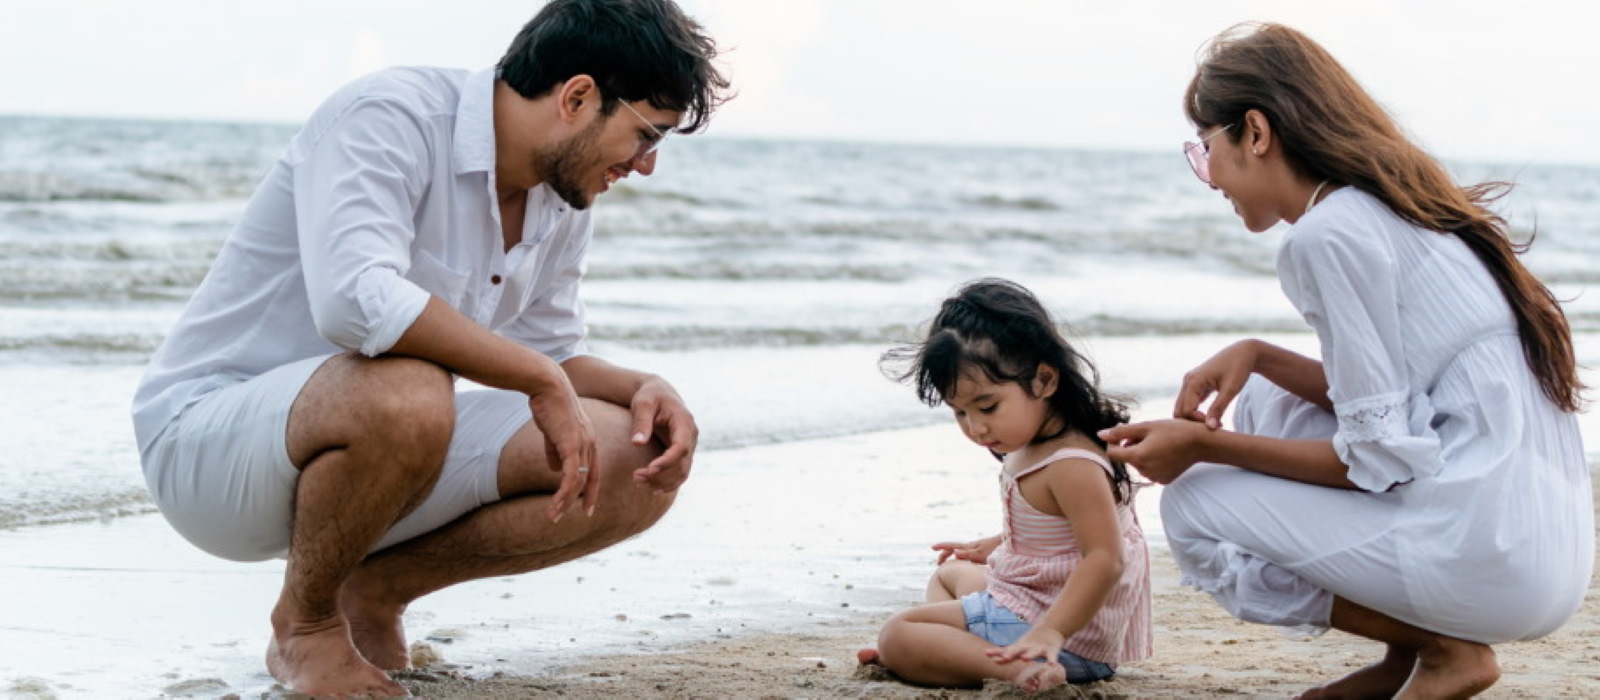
3 114 1600 531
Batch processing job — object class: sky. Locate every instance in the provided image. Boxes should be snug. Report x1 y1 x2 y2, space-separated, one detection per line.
2 0 1597 165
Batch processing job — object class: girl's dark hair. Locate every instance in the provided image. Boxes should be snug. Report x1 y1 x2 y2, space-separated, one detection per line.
1186 22 1583 412
882 278 1135 503
498 0 731 134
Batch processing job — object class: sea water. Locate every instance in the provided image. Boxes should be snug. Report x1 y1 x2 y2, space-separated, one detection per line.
2 115 1598 528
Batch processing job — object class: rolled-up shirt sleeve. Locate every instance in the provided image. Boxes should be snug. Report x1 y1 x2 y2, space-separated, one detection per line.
1281 214 1444 492
292 98 433 356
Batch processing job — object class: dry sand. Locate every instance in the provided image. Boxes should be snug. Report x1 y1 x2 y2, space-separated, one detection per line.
396 486 1600 699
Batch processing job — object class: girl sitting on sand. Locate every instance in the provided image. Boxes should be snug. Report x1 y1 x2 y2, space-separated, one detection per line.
862 278 1152 693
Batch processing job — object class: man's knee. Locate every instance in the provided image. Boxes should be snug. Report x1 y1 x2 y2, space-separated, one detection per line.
293 354 456 471
367 355 454 419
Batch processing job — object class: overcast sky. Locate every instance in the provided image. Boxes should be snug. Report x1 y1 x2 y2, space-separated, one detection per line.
3 1 1596 165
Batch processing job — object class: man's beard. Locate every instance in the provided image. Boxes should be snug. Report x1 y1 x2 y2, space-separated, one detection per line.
533 118 605 211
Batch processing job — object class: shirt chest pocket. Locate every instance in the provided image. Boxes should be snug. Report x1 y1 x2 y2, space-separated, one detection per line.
408 250 472 309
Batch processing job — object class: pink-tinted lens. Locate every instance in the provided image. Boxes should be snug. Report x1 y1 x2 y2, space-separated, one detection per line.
1183 142 1211 184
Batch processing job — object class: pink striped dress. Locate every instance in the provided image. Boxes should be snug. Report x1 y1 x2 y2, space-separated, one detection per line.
986 447 1153 664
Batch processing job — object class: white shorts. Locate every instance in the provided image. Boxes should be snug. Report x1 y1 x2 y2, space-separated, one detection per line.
140 354 534 562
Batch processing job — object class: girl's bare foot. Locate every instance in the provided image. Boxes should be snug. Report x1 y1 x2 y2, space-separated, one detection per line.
1397 638 1498 699
1008 659 1067 694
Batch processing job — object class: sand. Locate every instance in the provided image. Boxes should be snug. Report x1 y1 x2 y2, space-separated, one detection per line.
395 517 1600 699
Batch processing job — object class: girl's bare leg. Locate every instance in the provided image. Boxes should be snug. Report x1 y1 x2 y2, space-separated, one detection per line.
926 560 988 602
861 560 991 666
874 601 1065 693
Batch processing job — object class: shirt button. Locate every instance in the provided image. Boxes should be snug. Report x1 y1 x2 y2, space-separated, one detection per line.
490 275 503 285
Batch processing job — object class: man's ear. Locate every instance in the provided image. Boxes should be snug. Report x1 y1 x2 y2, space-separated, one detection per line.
556 75 598 122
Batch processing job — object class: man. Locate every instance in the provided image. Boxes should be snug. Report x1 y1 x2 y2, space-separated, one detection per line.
130 1 730 696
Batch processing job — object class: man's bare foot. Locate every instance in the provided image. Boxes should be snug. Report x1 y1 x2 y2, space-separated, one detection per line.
341 577 411 671
1007 660 1066 694
1396 638 1498 700
266 615 408 698
1296 656 1413 700
856 647 881 665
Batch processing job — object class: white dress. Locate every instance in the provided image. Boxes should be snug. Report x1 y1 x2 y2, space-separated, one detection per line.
1162 187 1594 644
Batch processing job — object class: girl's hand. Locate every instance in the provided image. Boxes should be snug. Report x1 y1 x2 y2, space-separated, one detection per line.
931 535 1000 565
1174 340 1260 429
1099 420 1213 484
986 627 1067 666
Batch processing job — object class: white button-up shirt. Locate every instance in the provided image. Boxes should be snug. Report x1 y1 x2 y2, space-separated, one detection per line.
133 67 592 454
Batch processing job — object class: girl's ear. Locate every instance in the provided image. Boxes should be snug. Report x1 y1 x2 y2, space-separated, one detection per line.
1033 363 1059 399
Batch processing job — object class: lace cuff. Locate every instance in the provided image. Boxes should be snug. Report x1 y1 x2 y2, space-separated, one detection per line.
1331 391 1441 491
1332 392 1409 443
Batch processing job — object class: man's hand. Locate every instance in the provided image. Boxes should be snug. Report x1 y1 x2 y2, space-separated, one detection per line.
627 376 698 493
528 382 598 520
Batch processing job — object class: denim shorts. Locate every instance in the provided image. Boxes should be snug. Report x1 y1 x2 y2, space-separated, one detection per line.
961 591 1116 683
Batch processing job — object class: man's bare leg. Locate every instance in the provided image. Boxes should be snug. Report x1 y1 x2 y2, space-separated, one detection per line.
338 398 674 670
266 355 456 698
1297 597 1499 700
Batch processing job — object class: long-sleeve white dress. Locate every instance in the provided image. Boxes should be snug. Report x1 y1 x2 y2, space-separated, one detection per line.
1162 187 1593 643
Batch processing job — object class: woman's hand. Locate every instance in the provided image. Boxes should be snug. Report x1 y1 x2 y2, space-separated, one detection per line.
1099 419 1215 484
1175 340 1261 429
931 535 1002 565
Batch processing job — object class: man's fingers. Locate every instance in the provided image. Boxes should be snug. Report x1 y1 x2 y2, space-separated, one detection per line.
546 439 591 521
580 445 600 516
629 402 657 446
636 443 691 492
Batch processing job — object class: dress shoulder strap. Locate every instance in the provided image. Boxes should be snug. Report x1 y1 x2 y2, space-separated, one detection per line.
1011 447 1113 479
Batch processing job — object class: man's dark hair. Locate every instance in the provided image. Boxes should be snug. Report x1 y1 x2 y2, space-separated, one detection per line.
498 0 731 134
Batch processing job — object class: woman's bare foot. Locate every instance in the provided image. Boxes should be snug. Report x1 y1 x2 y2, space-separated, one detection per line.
856 647 881 665
1007 660 1067 694
1296 653 1414 700
341 575 412 671
1397 638 1498 699
266 613 408 698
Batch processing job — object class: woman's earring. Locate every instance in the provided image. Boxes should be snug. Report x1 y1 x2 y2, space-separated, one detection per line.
1252 148 1260 155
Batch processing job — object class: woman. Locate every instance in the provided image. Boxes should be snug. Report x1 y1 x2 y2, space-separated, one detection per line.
1099 23 1593 699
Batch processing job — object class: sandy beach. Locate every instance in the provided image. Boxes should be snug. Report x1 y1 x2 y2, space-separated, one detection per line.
392 493 1600 700
401 542 1600 699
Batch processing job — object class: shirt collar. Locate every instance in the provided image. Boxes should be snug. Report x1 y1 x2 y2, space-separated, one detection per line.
452 68 498 175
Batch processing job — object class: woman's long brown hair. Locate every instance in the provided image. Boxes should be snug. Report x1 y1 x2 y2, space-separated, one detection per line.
1185 22 1583 412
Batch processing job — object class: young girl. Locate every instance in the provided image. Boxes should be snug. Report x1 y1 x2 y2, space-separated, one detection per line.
1100 22 1592 699
863 278 1152 693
